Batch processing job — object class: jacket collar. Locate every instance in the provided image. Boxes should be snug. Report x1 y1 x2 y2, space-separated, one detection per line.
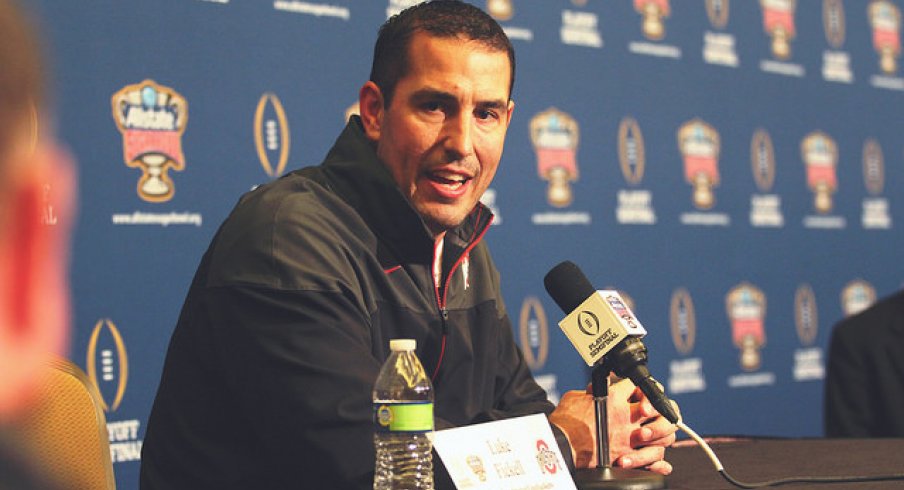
318 117 494 266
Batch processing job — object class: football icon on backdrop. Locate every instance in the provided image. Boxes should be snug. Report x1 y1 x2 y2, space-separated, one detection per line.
519 297 549 371
112 79 187 203
254 92 290 179
530 108 580 208
677 118 720 210
86 318 129 412
801 131 838 214
868 0 901 74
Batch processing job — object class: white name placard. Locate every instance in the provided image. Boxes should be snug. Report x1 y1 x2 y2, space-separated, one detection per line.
433 413 577 490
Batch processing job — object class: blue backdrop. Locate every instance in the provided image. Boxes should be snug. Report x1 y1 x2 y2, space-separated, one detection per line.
26 1 904 488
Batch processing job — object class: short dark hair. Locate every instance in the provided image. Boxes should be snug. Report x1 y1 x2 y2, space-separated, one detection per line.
369 0 515 106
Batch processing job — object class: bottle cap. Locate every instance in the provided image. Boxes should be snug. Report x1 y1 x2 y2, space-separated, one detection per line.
389 339 416 351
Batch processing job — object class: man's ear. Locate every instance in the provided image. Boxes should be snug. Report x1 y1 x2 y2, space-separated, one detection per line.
505 99 515 129
358 81 385 142
0 144 74 419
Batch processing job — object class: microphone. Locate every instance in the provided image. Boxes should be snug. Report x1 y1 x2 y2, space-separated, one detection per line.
544 260 680 424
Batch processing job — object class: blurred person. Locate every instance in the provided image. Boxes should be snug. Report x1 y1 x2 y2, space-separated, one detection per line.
0 0 76 487
824 289 904 437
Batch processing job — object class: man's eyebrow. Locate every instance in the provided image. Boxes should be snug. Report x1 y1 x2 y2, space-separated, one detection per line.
409 88 508 109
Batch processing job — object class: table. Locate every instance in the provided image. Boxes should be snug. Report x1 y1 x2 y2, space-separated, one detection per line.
665 437 904 489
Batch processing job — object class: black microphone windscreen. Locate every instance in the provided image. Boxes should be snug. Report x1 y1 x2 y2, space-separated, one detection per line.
543 261 596 314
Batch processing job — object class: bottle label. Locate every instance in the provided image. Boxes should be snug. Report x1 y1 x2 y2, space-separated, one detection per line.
373 401 434 433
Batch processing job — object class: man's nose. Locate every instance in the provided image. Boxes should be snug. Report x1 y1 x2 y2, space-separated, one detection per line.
442 113 474 159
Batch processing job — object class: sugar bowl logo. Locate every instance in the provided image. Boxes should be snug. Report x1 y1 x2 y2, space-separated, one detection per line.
531 108 580 208
616 116 656 225
840 279 877 317
677 119 720 210
466 455 487 482
487 0 513 21
760 0 797 60
726 283 767 372
793 284 824 381
668 288 706 394
535 439 560 475
112 80 187 203
345 101 360 123
868 0 901 75
801 131 838 215
861 138 891 228
635 0 670 41
254 93 290 179
519 297 549 371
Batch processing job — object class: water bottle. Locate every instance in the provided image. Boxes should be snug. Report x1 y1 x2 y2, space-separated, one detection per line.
373 339 435 489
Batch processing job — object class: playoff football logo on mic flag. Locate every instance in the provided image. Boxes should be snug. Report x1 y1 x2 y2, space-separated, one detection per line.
760 0 796 60
635 0 670 40
677 118 720 210
868 0 901 74
112 79 187 203
530 108 580 208
801 131 839 214
726 283 767 372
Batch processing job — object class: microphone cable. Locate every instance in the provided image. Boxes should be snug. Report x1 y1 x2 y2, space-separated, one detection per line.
677 421 904 488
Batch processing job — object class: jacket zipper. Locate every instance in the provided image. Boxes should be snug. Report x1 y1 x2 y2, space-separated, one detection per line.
430 212 494 379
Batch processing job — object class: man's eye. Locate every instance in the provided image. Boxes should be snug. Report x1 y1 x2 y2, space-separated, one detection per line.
476 109 498 120
424 102 442 112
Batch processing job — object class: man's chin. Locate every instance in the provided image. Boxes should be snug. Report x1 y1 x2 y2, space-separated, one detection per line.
418 207 470 237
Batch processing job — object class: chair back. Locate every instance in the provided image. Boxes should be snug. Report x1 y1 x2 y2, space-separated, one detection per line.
13 357 116 489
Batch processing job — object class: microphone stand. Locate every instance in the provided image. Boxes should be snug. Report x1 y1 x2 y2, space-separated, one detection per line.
572 364 667 490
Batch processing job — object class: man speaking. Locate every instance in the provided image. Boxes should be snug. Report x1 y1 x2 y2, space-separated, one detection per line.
140 2 677 488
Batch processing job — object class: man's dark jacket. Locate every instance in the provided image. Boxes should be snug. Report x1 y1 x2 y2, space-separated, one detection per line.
140 118 565 489
824 289 904 437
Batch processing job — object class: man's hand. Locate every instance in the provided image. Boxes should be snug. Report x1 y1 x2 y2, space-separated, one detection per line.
607 378 678 474
548 378 679 475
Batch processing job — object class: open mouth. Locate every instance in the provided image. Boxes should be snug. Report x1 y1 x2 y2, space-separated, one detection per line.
429 171 472 190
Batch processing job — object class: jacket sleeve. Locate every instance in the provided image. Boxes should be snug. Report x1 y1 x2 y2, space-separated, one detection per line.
824 319 873 437
207 283 381 489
